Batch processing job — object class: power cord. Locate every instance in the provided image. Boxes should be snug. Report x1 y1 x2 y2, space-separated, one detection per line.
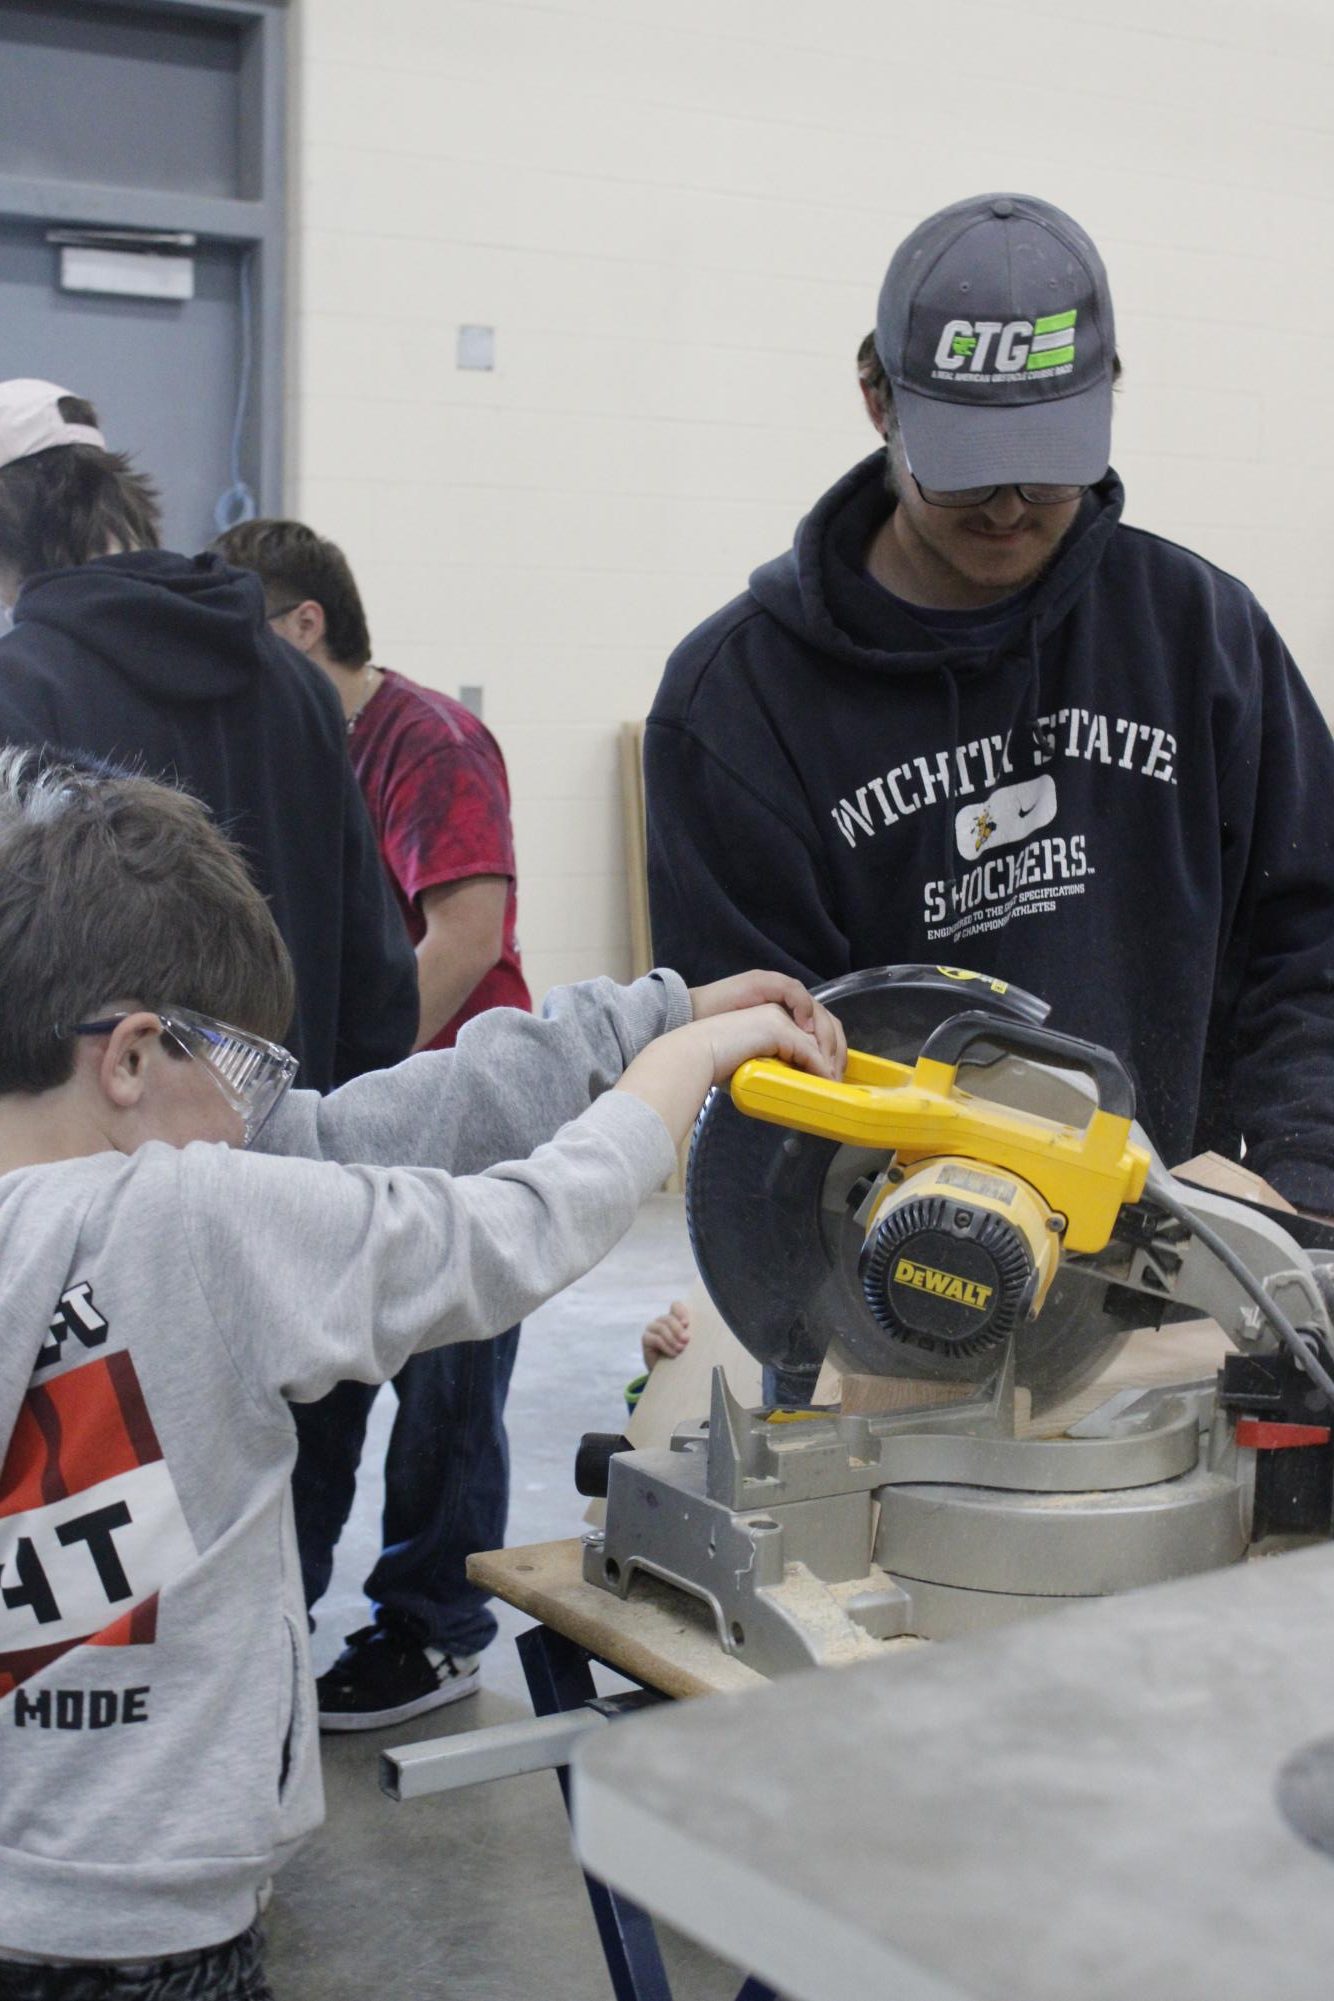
1146 1167 1334 1408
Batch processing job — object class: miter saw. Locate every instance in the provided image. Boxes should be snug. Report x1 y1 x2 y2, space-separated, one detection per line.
579 966 1334 1677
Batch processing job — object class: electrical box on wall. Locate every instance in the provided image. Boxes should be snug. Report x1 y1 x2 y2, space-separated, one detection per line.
457 325 496 371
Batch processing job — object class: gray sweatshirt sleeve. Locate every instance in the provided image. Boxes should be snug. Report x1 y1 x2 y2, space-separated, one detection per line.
257 969 691 1174
177 1088 679 1406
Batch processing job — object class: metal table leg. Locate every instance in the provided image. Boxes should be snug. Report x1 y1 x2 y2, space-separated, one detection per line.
517 1622 675 2001
515 1622 783 2001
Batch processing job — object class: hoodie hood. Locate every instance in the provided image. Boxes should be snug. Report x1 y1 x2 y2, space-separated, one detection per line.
748 449 1125 679
12 550 271 701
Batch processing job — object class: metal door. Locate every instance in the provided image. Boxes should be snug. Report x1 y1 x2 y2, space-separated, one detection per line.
0 219 251 553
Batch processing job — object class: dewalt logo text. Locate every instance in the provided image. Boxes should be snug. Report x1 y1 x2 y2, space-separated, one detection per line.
893 1259 993 1312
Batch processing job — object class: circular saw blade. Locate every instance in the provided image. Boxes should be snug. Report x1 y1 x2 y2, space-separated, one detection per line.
686 964 1147 1412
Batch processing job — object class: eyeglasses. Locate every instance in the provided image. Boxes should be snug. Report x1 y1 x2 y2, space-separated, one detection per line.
266 601 303 622
911 475 1087 509
61 1006 298 1146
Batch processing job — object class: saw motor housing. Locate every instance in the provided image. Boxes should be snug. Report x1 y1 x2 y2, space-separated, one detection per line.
858 1156 1062 1360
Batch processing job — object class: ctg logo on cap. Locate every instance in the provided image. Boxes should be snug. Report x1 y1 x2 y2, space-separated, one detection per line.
874 194 1116 493
934 306 1078 380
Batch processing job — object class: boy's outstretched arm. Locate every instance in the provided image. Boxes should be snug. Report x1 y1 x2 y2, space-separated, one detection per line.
258 967 840 1176
259 970 689 1172
176 982 845 1406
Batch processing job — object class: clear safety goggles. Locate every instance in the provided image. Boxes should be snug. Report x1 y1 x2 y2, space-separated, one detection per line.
62 1005 298 1147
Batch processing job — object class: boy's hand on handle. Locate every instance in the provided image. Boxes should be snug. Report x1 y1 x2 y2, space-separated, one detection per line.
692 1001 841 1087
616 978 846 1147
687 970 847 1078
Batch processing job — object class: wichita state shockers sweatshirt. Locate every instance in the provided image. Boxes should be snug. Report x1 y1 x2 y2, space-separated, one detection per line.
646 454 1334 1210
0 973 686 1962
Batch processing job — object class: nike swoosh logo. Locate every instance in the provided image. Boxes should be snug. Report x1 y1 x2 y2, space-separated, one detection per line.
1017 800 1039 819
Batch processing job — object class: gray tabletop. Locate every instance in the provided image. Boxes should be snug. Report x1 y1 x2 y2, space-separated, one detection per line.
571 1545 1334 2001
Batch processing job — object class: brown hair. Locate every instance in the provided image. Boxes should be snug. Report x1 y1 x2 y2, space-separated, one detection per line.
214 518 372 668
0 750 294 1095
857 329 889 403
0 396 161 582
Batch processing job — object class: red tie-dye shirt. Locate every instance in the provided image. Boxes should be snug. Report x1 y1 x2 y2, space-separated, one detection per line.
349 669 530 1048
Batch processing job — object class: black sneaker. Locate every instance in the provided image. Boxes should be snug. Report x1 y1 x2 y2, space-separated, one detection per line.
316 1615 481 1732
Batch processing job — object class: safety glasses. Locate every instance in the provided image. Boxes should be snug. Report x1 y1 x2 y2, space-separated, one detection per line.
62 1005 298 1147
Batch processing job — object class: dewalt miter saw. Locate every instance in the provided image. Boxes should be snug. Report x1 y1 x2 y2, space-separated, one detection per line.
580 966 1334 1675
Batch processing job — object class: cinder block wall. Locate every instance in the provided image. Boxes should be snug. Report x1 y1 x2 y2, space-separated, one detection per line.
288 0 1334 1001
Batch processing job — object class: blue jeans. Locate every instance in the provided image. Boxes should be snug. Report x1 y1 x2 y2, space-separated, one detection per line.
291 1327 521 1657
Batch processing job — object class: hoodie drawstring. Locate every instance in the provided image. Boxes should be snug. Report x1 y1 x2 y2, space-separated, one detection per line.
1022 619 1050 773
941 664 962 894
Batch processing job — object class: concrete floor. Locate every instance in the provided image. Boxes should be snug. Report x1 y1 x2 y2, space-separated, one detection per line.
265 1194 746 2001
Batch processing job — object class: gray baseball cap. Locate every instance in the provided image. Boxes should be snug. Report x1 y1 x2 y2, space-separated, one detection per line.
874 193 1115 492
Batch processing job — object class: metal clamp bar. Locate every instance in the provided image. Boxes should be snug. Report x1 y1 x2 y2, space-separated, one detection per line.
381 1709 608 1802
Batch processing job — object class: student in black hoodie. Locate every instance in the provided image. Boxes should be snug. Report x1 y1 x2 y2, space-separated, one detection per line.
646 194 1334 1214
0 378 417 1091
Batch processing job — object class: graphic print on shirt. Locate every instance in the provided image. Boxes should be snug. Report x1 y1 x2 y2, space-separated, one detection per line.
957 775 1057 858
827 707 1177 950
0 1283 196 1706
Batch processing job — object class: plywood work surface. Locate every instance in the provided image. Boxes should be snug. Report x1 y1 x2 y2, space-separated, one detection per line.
468 1538 767 1698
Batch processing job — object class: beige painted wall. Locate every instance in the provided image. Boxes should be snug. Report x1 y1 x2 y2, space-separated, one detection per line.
288 0 1334 1003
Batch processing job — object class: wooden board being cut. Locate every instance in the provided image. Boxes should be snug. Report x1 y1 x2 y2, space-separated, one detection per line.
1020 1317 1232 1437
838 1321 1232 1434
582 1277 763 1529
600 1284 1234 1454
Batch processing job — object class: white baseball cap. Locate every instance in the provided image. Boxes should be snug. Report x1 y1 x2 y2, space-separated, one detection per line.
0 379 106 471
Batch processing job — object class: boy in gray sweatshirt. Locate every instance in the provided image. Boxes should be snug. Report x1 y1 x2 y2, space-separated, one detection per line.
0 752 843 1998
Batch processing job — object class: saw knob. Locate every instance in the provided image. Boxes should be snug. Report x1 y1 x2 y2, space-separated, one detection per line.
574 1431 634 1499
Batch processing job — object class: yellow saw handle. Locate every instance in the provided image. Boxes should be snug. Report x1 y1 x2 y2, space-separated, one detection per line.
730 1011 1150 1256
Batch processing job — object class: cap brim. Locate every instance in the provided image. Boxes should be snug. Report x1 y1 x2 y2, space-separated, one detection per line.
893 375 1112 491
